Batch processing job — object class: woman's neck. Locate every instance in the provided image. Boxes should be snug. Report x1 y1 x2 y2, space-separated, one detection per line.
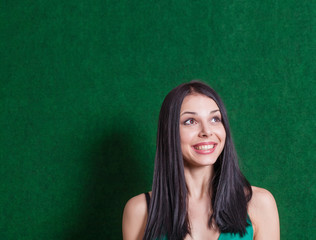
184 165 214 200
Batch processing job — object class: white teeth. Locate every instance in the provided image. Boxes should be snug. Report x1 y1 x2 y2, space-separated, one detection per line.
194 145 215 150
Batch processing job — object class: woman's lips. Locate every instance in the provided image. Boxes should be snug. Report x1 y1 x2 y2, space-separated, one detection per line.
192 142 217 154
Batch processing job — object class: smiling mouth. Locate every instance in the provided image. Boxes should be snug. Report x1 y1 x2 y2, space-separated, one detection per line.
193 144 215 150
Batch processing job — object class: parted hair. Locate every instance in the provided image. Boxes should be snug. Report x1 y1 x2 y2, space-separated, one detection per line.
143 81 252 240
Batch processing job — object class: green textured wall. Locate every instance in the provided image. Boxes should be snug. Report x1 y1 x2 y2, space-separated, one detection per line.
1 0 315 239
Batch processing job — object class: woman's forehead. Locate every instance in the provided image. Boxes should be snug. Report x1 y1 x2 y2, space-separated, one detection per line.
180 94 219 112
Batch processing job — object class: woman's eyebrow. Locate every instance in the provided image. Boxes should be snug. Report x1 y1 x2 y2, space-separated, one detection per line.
180 109 220 116
211 109 220 114
180 111 197 116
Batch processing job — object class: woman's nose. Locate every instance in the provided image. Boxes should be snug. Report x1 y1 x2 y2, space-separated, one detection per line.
198 123 213 137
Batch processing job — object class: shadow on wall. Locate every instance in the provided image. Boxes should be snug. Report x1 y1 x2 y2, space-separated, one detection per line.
67 119 151 240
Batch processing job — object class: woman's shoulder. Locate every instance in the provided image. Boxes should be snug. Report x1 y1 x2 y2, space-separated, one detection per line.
248 186 280 239
249 186 276 207
124 193 148 216
122 193 149 240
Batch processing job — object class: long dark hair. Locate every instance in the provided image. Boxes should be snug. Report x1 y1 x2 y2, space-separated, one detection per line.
143 81 252 240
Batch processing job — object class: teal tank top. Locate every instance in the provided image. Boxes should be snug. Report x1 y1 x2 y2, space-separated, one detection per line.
144 193 253 240
218 218 253 239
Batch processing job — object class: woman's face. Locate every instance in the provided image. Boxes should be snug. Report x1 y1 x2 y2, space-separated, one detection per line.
179 93 226 167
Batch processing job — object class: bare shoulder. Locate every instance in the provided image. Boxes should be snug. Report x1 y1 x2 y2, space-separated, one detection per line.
122 193 148 240
249 186 277 209
248 186 280 240
123 193 148 220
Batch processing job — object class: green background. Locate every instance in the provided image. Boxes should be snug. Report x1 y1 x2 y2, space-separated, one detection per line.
1 0 315 239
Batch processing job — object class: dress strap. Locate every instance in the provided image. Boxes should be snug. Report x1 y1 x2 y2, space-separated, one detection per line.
144 192 150 213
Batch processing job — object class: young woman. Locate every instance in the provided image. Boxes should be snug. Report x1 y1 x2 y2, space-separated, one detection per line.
122 81 279 240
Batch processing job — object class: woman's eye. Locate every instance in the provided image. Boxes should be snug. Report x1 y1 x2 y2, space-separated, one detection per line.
211 116 221 123
184 119 196 125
